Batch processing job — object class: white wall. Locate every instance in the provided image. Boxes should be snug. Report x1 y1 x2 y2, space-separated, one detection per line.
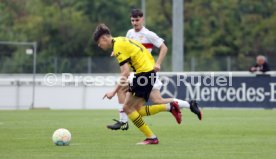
1 72 275 109
0 74 120 109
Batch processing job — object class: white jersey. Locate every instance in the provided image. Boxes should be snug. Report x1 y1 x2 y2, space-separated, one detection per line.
126 26 164 90
126 26 164 53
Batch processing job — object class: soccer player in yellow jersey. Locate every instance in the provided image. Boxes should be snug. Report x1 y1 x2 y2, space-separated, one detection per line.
106 9 202 131
93 23 183 144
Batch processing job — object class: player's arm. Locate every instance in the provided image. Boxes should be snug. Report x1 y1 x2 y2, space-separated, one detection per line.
116 63 130 92
147 31 168 71
155 43 168 72
103 60 130 100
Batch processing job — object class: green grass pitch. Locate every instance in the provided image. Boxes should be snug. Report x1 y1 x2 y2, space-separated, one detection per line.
0 109 275 159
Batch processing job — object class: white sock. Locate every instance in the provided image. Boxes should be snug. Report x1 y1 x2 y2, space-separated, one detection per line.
165 104 171 111
173 99 190 109
119 107 128 123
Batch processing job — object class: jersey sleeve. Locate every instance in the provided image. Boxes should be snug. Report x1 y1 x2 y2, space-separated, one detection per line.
146 31 164 48
114 43 131 66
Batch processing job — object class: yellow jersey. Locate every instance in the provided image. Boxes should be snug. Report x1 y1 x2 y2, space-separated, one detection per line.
112 37 155 74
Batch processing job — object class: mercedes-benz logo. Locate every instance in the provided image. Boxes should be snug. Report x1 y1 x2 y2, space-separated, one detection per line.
160 76 178 98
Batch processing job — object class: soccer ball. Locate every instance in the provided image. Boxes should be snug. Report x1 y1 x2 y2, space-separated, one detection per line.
52 128 71 146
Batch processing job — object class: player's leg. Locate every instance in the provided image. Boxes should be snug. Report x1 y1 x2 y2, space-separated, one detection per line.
123 92 158 145
137 103 168 116
136 89 181 124
150 87 189 108
138 76 202 120
106 72 136 130
106 85 129 130
136 103 180 124
150 77 202 120
126 71 162 144
136 78 182 123
118 83 130 121
136 78 171 116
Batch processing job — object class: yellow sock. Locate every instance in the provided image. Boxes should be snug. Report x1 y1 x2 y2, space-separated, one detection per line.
128 111 154 138
138 104 167 117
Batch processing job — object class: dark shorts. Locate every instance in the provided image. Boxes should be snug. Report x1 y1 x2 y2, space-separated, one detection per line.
128 70 156 101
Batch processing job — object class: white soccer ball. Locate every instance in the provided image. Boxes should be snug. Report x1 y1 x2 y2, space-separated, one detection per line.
52 128 71 146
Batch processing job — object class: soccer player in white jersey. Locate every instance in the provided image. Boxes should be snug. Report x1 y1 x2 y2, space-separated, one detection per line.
106 9 202 130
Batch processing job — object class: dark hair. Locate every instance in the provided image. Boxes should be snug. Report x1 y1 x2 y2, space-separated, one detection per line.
93 23 111 42
130 9 143 18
